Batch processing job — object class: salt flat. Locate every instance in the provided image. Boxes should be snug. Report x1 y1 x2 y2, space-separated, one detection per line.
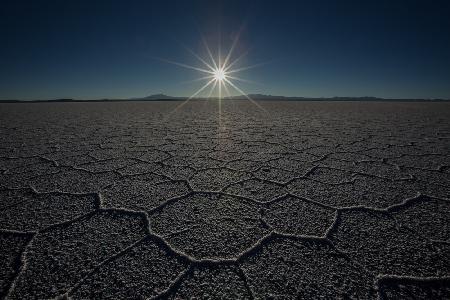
0 100 449 299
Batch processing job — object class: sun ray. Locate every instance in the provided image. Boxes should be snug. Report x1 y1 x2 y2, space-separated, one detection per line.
188 77 216 100
218 77 222 100
222 25 244 70
182 44 215 72
218 30 222 69
221 78 232 98
226 61 269 74
180 75 214 85
217 81 222 133
224 77 266 112
218 47 222 69
223 49 249 72
202 37 218 70
226 75 259 85
157 57 214 74
170 77 216 114
207 79 218 99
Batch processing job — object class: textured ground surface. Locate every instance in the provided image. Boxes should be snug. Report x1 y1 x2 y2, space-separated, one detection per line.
0 100 449 299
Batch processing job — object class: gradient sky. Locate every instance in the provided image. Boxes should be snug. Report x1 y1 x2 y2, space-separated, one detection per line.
1 0 450 100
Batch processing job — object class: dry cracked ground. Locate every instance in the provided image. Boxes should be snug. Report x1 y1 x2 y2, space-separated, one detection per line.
0 100 449 299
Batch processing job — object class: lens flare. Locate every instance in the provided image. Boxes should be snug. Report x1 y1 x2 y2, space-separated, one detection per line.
160 29 266 112
213 68 226 81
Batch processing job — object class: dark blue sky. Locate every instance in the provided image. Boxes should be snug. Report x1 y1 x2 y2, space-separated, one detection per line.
1 0 450 99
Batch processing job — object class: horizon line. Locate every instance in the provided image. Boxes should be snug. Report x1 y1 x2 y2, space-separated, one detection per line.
1 94 450 103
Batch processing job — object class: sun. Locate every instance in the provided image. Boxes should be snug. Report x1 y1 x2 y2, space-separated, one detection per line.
159 29 265 112
213 68 226 81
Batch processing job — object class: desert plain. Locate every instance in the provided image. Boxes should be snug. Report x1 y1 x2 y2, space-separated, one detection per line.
0 100 449 299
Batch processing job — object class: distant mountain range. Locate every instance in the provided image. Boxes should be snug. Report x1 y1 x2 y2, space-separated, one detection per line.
1 94 449 103
131 94 450 102
136 94 185 100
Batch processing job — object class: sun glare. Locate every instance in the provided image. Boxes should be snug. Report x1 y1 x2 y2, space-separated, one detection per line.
160 29 266 112
214 68 226 81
